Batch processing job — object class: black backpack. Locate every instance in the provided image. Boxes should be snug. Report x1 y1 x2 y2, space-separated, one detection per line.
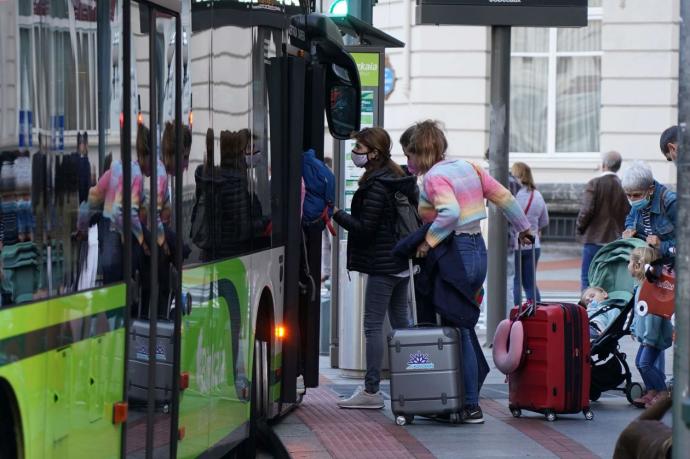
390 190 422 240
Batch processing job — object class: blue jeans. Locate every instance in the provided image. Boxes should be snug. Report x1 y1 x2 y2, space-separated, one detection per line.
655 350 665 383
454 234 487 407
636 344 667 391
580 243 603 291
514 248 541 306
363 274 411 393
460 327 478 406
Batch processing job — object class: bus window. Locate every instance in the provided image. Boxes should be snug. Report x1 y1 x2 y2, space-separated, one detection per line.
250 28 281 251
5 1 123 307
210 25 254 261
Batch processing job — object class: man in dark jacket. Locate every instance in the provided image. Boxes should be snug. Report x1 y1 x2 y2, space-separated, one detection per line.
576 151 630 290
659 125 678 162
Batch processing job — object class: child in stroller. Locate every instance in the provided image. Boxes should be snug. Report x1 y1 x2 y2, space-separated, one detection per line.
586 238 649 404
580 286 613 339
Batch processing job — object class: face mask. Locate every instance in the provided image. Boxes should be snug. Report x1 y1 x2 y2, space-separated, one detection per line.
407 158 418 175
628 195 650 211
351 151 368 168
245 151 265 168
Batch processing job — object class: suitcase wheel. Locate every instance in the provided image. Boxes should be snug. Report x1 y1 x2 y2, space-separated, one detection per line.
449 412 462 424
583 409 594 421
510 407 522 418
395 415 413 426
545 411 557 422
625 382 644 405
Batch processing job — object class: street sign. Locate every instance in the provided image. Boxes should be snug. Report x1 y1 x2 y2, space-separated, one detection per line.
416 0 587 27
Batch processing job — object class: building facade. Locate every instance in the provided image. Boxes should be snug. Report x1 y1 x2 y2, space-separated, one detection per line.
367 0 679 237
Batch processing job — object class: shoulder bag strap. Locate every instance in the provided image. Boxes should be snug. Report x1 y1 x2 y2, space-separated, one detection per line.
524 191 535 214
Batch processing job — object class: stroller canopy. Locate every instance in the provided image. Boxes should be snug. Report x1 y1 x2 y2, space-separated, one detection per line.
588 238 648 304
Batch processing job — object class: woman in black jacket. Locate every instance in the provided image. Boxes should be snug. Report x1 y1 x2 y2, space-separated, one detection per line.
333 127 418 409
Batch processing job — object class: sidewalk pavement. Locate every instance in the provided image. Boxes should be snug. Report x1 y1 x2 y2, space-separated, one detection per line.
273 333 673 459
269 242 674 458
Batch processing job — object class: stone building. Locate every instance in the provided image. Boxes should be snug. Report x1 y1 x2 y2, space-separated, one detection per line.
363 0 679 241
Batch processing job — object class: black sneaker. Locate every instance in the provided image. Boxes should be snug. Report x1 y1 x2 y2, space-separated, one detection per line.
463 406 484 424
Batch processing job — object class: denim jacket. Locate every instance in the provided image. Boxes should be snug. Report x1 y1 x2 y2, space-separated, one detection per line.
624 181 676 257
631 286 674 350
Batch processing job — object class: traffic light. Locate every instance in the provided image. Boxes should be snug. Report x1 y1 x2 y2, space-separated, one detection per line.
329 0 348 16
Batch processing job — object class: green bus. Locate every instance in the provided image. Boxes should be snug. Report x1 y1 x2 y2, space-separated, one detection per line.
0 0 360 457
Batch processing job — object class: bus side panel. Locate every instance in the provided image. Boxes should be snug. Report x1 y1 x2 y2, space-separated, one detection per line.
0 285 126 459
48 286 126 458
0 303 49 459
208 258 251 448
178 258 250 457
178 265 215 458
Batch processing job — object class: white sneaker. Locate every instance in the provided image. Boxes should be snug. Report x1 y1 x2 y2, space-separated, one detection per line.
337 388 384 409
297 375 306 395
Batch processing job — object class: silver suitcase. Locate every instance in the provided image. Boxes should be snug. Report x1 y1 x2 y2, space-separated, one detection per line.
387 260 464 425
127 319 175 407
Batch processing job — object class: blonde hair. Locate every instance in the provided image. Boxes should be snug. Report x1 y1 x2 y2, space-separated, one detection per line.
408 120 447 174
511 162 536 190
580 286 606 305
630 246 659 280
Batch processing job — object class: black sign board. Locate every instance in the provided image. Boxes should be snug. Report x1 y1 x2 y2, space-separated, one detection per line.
416 0 587 27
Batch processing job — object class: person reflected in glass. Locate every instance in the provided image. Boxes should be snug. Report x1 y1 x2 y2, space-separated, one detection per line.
77 125 148 285
190 128 215 260
215 129 261 259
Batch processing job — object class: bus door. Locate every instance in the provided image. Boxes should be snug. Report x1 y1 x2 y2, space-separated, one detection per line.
123 1 182 457
281 13 361 401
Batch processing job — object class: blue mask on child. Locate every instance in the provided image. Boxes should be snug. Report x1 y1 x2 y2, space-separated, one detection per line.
628 196 650 211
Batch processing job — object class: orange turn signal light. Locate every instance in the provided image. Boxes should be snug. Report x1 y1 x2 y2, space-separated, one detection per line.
275 325 286 339
113 401 128 424
180 372 189 390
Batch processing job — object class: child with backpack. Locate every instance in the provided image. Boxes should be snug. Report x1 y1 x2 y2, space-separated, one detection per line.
629 246 673 408
331 127 419 409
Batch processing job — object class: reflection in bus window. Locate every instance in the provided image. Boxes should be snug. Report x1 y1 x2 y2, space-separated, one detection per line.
189 129 215 261
213 129 260 260
1 1 127 306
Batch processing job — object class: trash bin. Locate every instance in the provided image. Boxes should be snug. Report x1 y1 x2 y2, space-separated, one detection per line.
320 286 331 356
337 240 391 378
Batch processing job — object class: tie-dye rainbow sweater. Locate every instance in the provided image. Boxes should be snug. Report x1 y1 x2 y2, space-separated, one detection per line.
420 160 530 247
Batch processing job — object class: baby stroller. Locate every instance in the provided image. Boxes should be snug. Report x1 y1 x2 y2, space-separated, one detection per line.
586 238 648 404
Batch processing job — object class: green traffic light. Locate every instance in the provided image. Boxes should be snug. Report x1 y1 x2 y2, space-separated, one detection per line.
329 0 348 16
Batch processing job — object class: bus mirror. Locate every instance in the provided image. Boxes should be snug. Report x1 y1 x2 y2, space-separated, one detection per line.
325 63 361 139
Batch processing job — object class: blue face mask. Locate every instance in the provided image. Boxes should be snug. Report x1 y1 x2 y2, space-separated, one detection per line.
629 196 650 211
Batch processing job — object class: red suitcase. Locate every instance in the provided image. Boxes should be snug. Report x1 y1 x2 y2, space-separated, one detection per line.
508 302 593 421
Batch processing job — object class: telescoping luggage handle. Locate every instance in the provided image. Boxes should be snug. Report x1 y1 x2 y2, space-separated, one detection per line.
516 233 537 319
408 259 418 325
407 259 442 327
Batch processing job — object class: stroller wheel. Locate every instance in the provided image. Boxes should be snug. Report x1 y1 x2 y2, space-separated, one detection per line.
626 382 644 405
589 388 601 402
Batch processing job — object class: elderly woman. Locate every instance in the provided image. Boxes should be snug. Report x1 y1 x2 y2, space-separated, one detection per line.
621 161 677 258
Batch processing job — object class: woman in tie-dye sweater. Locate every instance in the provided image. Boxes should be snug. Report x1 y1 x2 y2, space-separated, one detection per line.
404 120 531 424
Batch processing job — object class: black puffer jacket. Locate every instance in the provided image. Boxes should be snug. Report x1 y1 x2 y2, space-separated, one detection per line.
334 168 419 275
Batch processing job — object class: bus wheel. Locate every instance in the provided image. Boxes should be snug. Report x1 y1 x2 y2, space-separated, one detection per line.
236 336 270 457
0 385 20 459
